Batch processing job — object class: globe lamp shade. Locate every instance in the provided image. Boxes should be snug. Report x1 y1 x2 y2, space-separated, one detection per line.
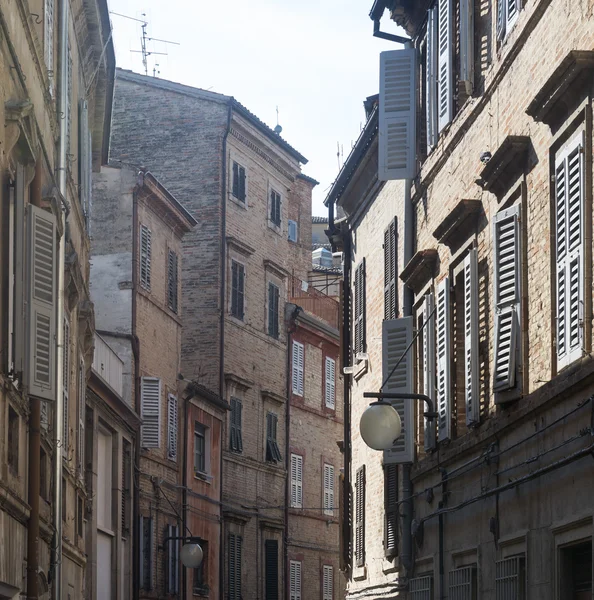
180 542 203 569
359 402 402 450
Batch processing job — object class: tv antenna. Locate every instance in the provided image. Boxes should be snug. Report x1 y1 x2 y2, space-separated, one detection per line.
110 11 180 76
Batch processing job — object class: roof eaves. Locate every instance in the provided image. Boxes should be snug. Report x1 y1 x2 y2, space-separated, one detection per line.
142 171 198 229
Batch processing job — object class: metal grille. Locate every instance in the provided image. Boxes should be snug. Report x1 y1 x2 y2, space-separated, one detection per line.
410 574 434 600
496 556 525 600
449 565 477 600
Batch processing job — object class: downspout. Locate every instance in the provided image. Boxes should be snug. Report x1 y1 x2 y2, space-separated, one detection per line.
52 1 69 597
181 392 190 600
219 103 232 600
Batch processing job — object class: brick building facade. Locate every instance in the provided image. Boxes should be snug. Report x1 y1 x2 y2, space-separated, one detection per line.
327 0 594 598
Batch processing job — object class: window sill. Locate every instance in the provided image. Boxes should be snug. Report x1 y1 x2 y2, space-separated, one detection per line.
353 360 368 382
194 471 212 484
229 195 247 210
268 221 282 234
353 564 367 580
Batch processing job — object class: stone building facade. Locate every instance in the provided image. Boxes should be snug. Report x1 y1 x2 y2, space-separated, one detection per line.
0 0 113 597
328 0 594 598
90 166 197 598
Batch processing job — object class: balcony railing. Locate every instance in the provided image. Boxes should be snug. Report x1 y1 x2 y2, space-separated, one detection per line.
92 334 124 397
289 275 339 329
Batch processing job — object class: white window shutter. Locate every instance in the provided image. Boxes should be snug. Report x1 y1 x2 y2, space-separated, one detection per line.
323 464 334 515
44 0 54 93
78 100 90 223
141 377 161 448
556 132 585 369
437 0 454 132
325 357 336 409
459 0 474 95
493 205 521 390
423 293 437 451
78 356 85 473
323 565 333 600
506 0 521 31
426 6 439 150
63 318 70 456
167 395 178 460
436 278 452 442
292 341 304 396
140 225 152 290
496 0 506 40
290 561 302 600
382 317 414 464
379 49 417 180
291 454 303 508
464 250 480 425
27 205 57 401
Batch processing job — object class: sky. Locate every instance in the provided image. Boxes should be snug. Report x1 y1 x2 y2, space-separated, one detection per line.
107 0 400 216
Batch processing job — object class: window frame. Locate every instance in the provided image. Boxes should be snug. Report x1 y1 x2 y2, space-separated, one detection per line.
194 422 210 476
230 259 246 321
269 187 282 229
354 259 366 357
267 282 280 339
232 161 247 204
266 412 282 463
229 397 243 453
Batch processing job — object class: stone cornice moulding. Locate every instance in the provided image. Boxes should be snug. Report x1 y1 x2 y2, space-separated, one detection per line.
226 236 255 257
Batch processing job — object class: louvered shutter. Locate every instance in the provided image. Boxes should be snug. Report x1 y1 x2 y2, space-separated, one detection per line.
493 205 521 390
228 533 242 600
426 6 439 150
167 251 178 313
139 516 145 587
354 259 366 356
292 341 304 396
44 0 54 93
323 464 334 515
265 540 279 600
78 100 91 224
141 377 161 448
384 463 398 557
437 0 454 132
379 49 416 180
323 565 333 600
423 293 437 451
556 132 585 369
78 355 85 473
66 44 72 156
355 466 366 566
291 454 303 508
139 225 152 290
290 561 301 600
496 0 506 40
232 162 239 198
384 218 398 320
325 357 336 409
383 317 415 464
239 165 246 202
464 250 480 425
167 395 178 460
63 318 70 456
27 205 57 401
288 220 298 242
436 279 452 442
460 0 474 95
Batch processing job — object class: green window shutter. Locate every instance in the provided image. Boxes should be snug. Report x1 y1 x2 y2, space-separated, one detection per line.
265 540 279 600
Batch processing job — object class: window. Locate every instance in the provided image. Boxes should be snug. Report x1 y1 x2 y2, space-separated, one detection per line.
266 413 282 462
167 394 178 461
40 448 48 500
62 477 67 522
268 283 280 338
8 406 19 473
193 540 208 594
265 540 279 600
322 565 333 600
140 516 153 590
292 341 304 396
559 541 592 600
97 428 113 531
194 423 208 474
463 249 479 425
78 355 85 474
355 466 366 567
384 218 398 320
410 575 434 600
230 398 243 453
231 261 245 320
290 454 303 508
44 0 55 92
422 293 437 451
78 100 92 227
288 219 298 242
324 357 336 409
166 524 180 594
228 533 242 600
289 560 302 600
77 495 84 538
449 565 477 600
139 225 152 290
140 377 161 448
354 259 366 356
436 278 452 442
232 162 246 203
496 555 525 599
270 189 281 227
323 464 334 515
384 464 398 557
167 250 178 313
497 0 521 42
555 131 585 369
122 440 132 536
63 318 70 457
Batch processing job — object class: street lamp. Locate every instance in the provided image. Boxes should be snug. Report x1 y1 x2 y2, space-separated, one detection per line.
162 536 204 569
359 392 438 451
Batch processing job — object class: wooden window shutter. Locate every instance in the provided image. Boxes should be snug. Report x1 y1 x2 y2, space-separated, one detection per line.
228 533 242 600
379 49 417 180
78 100 92 226
384 463 399 557
232 162 240 198
288 219 298 242
44 0 55 92
268 283 280 338
239 165 246 202
290 561 301 600
383 317 415 464
355 465 366 566
323 464 335 515
266 413 282 462
78 355 85 473
354 259 366 356
167 250 178 313
167 395 178 460
464 249 480 425
325 357 336 409
230 398 243 453
436 278 452 442
384 218 398 320
426 6 439 150
437 0 454 132
493 205 521 390
292 341 304 396
27 205 57 401
265 540 279 600
291 454 303 507
555 132 585 369
423 293 437 451
231 261 245 319
63 318 70 456
323 565 333 600
140 377 161 448
459 0 475 95
139 225 152 290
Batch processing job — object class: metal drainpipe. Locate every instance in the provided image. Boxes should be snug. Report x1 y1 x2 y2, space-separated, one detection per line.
52 1 69 597
181 391 190 600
